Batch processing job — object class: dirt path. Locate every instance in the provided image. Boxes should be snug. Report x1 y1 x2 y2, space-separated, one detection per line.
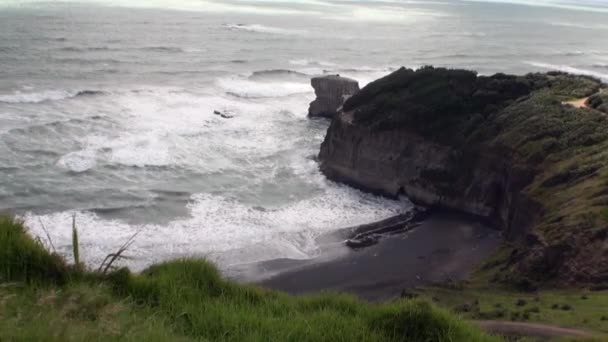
564 88 605 111
475 320 598 339
565 97 590 108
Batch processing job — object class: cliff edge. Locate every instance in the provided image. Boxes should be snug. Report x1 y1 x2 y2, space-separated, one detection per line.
319 66 608 285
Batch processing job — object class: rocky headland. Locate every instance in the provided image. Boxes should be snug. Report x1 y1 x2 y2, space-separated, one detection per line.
317 66 608 286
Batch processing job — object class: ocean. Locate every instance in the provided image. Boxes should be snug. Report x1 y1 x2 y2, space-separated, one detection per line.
1 0 607 273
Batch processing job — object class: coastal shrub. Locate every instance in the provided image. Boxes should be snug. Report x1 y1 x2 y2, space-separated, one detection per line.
524 306 541 314
561 304 573 311
543 73 601 99
0 216 67 284
515 299 527 307
368 300 497 342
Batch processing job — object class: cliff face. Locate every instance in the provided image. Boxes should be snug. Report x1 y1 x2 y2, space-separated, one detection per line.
319 67 608 284
320 116 538 239
308 75 360 119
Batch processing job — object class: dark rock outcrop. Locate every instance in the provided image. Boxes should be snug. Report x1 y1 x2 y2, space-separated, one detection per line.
308 75 359 119
318 66 608 284
587 91 608 114
345 207 429 248
213 110 234 119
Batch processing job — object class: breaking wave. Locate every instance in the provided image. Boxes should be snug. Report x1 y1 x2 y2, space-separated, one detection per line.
223 23 306 35
249 69 309 81
217 77 311 98
0 89 106 104
289 59 336 67
524 61 608 82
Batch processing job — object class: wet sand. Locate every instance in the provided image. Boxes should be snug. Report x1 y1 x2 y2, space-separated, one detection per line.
231 211 502 301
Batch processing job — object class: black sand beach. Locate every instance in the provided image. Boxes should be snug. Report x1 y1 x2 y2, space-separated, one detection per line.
232 212 502 301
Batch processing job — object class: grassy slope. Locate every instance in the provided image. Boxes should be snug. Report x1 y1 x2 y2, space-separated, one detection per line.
0 216 498 342
417 286 608 336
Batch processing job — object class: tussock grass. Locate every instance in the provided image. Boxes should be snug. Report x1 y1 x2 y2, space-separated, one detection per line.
0 216 499 341
0 216 67 285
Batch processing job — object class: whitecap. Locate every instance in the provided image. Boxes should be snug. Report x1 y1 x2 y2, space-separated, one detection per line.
0 90 76 104
23 188 407 271
249 69 310 82
57 150 97 173
289 59 337 67
524 61 608 82
0 89 106 104
547 21 608 30
217 77 311 98
223 23 307 35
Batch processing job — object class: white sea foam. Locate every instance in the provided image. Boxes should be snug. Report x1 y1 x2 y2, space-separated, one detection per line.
57 149 98 173
217 77 311 98
24 187 406 271
224 23 307 35
289 59 337 67
324 6 448 22
547 21 608 30
524 61 608 81
42 85 313 174
11 78 402 272
0 89 106 104
0 90 76 104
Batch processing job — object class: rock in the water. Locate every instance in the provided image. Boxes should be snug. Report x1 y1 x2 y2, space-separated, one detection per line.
308 75 359 119
213 110 234 119
586 91 608 114
345 235 379 249
343 207 429 249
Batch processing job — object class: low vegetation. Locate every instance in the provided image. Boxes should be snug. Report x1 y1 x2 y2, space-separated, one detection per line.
416 285 608 341
0 216 498 341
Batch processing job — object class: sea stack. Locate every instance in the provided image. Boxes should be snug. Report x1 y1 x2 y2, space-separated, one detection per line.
308 75 360 119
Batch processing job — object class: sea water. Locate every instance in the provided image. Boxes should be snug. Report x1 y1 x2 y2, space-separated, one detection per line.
1 0 607 272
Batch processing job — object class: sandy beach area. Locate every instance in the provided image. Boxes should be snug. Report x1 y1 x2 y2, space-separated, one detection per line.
230 211 502 301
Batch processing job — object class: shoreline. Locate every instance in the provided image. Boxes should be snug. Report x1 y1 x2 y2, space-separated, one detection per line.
229 211 501 301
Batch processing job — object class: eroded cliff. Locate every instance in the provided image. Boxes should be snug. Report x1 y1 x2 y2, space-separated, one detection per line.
319 66 608 285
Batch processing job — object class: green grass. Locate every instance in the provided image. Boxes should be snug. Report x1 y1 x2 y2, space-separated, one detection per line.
0 216 67 285
0 216 499 341
417 286 608 338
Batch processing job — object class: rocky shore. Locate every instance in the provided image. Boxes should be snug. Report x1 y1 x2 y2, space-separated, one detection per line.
317 67 608 285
